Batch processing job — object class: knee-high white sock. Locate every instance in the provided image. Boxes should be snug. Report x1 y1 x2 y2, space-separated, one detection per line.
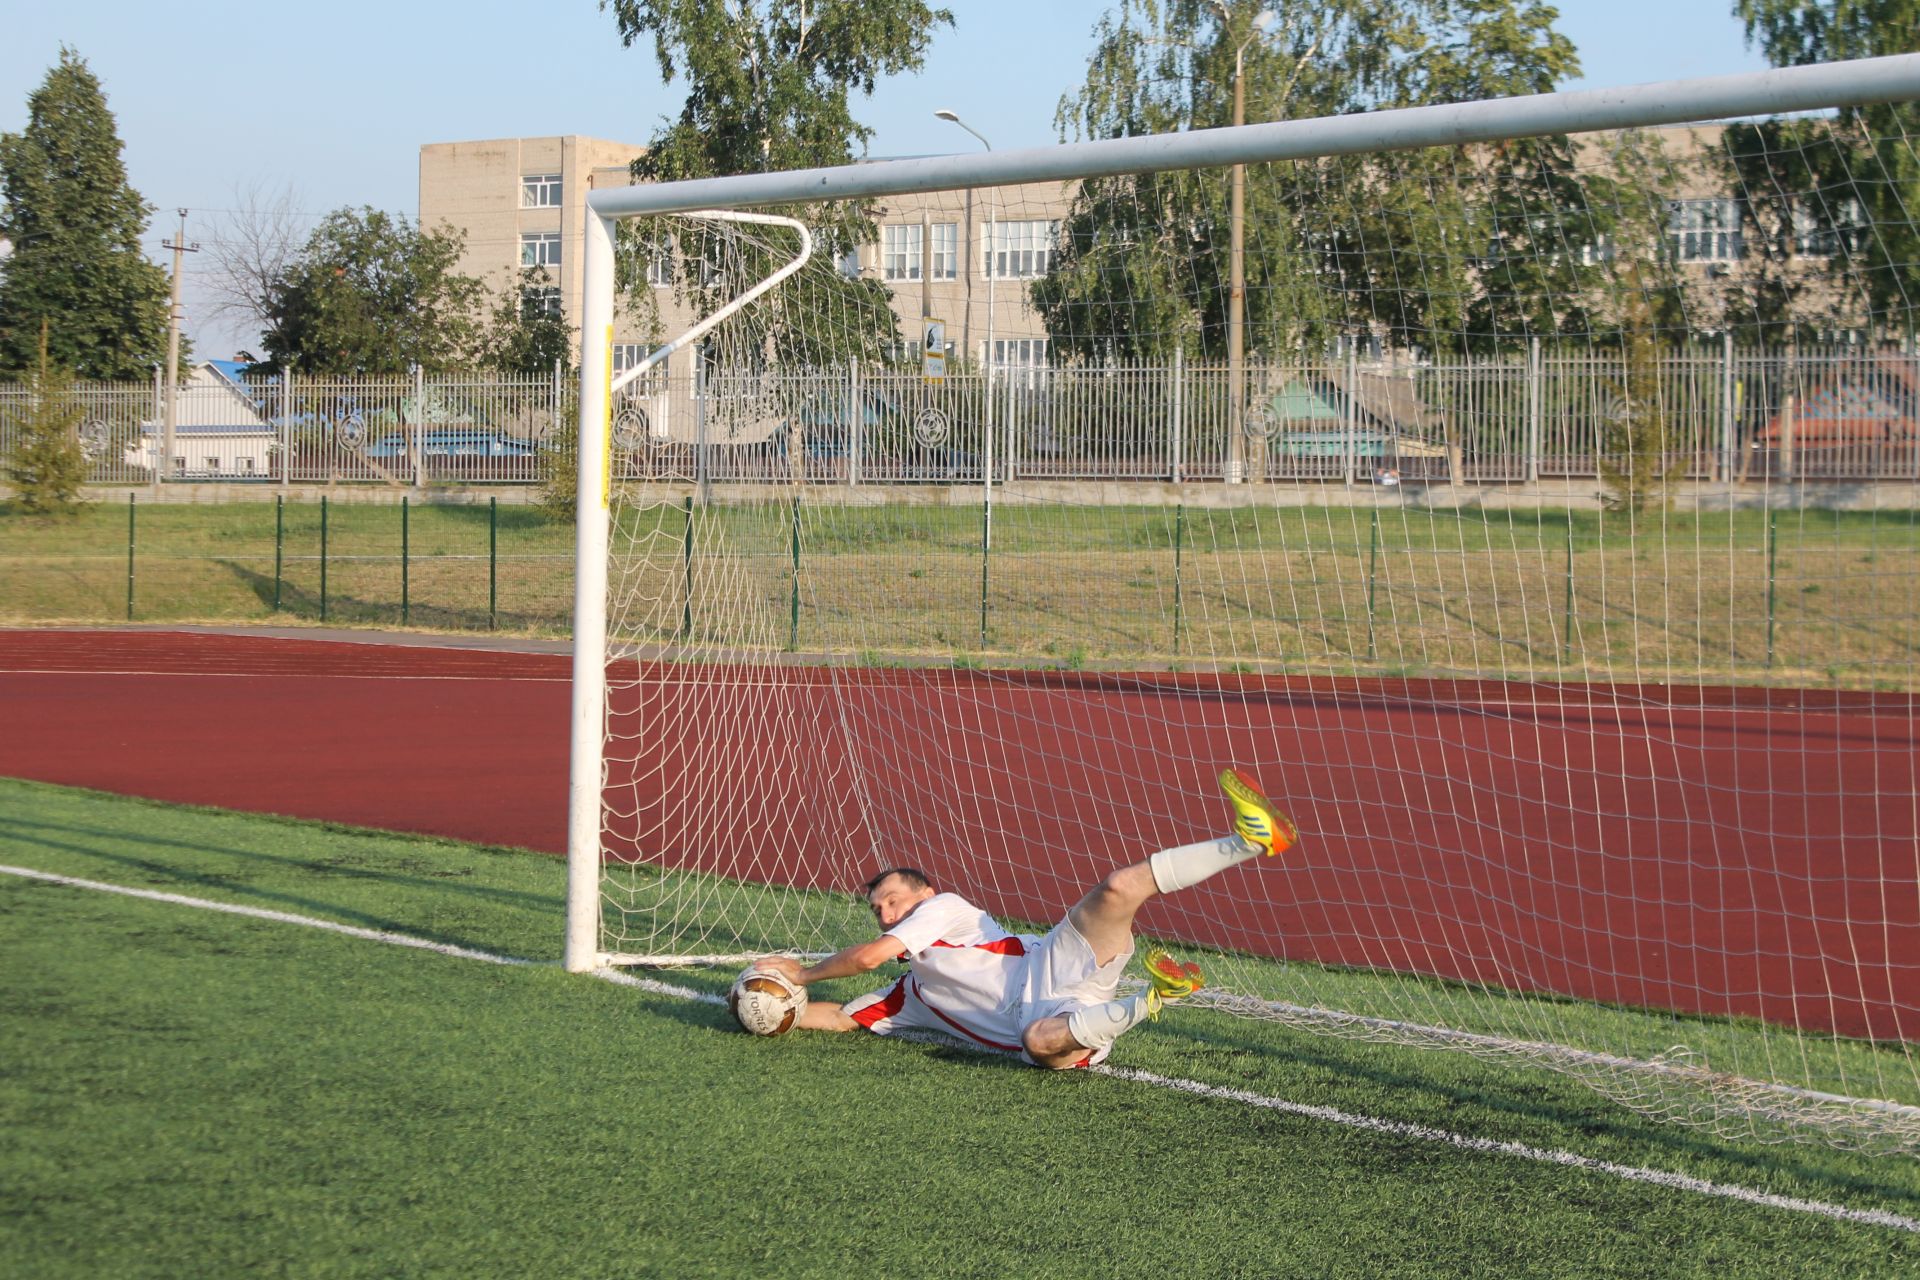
1067 992 1156 1051
1148 834 1260 894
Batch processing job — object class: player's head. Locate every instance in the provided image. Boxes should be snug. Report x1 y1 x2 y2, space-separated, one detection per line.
863 867 935 930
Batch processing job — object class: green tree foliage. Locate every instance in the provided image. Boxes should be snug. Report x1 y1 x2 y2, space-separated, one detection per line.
480 268 575 376
258 208 484 375
1735 0 1920 327
0 48 170 381
1042 1 1638 361
601 1 953 366
6 327 90 515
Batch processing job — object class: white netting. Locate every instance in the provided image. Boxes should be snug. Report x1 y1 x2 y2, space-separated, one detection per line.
591 104 1920 1154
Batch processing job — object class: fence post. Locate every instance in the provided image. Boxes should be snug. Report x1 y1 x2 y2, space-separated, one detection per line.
1171 502 1185 653
979 498 990 649
1366 504 1380 661
1720 332 1736 485
401 496 410 627
488 495 498 632
1563 516 1576 661
1766 512 1778 670
1171 347 1185 484
125 493 136 621
1344 347 1358 487
273 494 283 612
681 495 694 639
788 494 801 652
280 368 293 489
848 360 861 488
552 357 564 490
149 366 162 492
320 494 329 623
1526 337 1542 485
409 364 425 487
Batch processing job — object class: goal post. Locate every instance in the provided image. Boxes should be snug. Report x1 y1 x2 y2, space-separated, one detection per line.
566 54 1920 1154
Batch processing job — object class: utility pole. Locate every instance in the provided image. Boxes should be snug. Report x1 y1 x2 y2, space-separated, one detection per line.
160 209 199 482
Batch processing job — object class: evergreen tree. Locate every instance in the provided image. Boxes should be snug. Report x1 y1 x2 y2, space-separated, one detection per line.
0 48 170 381
602 1 954 365
6 325 90 515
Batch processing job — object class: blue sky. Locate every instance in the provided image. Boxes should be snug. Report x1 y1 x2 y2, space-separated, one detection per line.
2 1 1771 356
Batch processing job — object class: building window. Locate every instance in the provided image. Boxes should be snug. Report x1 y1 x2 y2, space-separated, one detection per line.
1668 200 1745 263
641 241 674 287
985 220 1058 279
522 174 562 208
521 284 562 318
1793 198 1865 259
239 457 256 474
1578 235 1616 267
931 222 958 280
206 458 222 474
990 338 1049 368
836 247 862 279
883 224 923 281
173 455 186 472
521 232 562 268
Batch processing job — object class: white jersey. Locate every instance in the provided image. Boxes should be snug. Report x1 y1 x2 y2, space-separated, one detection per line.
852 892 1036 1052
842 891 1132 1065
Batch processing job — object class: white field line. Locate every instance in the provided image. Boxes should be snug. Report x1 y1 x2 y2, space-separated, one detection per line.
4 860 1916 1237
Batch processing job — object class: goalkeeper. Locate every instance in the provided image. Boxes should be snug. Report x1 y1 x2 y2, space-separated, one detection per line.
752 768 1295 1069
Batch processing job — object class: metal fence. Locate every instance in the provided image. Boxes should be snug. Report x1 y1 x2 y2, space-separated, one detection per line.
5 347 1916 489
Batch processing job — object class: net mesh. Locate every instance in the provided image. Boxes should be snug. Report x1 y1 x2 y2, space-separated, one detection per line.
592 108 1920 1153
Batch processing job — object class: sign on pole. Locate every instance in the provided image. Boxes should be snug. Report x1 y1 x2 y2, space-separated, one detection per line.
922 319 946 383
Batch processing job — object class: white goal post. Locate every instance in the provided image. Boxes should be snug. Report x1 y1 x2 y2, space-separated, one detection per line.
563 54 1920 1154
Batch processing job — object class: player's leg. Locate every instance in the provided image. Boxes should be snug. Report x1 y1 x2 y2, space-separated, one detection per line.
1067 767 1296 963
1020 948 1206 1069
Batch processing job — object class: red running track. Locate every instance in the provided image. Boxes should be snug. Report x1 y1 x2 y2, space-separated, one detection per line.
2 628 1915 1041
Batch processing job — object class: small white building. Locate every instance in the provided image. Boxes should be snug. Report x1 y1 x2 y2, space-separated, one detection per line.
127 361 278 478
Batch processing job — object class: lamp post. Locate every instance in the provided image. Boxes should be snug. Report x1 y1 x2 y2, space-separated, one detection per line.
935 109 996 489
1207 4 1274 484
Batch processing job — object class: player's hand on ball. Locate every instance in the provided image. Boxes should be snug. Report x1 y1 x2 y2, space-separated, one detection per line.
752 955 805 985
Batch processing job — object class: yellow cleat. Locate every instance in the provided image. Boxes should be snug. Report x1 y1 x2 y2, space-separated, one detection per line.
1141 947 1205 1019
1219 767 1297 857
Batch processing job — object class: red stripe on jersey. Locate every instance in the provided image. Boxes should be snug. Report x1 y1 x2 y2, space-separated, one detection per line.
910 978 1024 1053
848 976 909 1030
928 936 1028 956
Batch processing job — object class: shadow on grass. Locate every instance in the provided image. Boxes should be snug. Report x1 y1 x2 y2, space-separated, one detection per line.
0 813 557 957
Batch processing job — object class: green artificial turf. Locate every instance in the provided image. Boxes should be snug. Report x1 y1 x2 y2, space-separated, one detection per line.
3 776 1918 1278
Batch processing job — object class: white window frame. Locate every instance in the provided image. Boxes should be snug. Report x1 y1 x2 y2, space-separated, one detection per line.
931 222 958 280
882 224 923 281
520 232 562 269
989 337 1049 368
642 241 674 287
239 457 256 474
984 220 1058 279
1667 199 1745 263
521 174 563 209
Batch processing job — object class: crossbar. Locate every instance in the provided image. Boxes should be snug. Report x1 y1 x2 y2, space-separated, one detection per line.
586 54 1920 221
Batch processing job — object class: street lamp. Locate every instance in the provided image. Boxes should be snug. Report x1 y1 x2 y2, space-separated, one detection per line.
1206 4 1275 484
935 108 997 492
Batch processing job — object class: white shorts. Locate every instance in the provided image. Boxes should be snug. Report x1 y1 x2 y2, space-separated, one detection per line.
843 915 1133 1067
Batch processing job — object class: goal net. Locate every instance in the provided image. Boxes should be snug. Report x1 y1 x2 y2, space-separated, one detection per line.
567 57 1920 1155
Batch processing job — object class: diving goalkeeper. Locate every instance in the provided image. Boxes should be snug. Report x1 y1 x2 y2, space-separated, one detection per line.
750 768 1296 1069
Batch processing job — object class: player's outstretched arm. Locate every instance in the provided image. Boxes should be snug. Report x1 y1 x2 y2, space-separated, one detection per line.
754 936 900 988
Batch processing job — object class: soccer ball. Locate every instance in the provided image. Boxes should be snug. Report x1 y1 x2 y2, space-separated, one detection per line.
729 966 808 1036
